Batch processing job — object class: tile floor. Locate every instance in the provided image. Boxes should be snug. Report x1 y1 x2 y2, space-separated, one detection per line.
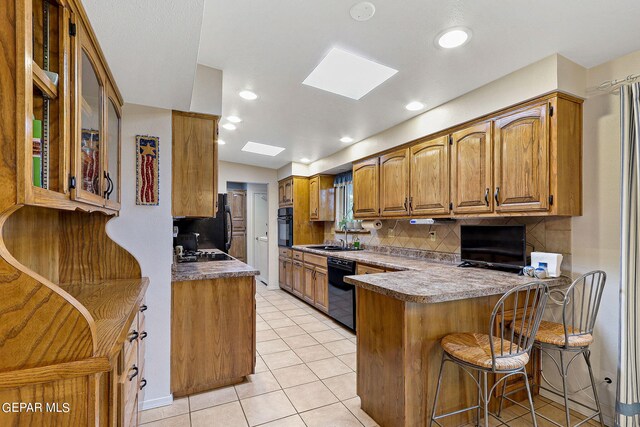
140 284 599 427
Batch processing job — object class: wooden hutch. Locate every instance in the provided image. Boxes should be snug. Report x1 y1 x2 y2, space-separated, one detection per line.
0 0 148 425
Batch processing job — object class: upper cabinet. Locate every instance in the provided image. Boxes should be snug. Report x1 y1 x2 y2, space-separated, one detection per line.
409 136 450 216
493 103 549 212
351 93 582 219
17 0 123 213
451 122 493 214
171 111 219 217
353 158 380 218
279 177 294 207
380 149 410 217
309 175 335 221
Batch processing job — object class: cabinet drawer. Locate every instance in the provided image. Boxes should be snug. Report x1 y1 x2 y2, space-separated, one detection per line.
303 253 327 268
279 248 292 258
356 264 385 275
292 251 304 261
123 317 139 370
120 363 139 427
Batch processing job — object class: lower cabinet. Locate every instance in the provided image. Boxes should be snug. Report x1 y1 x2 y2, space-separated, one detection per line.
292 260 304 298
279 256 293 292
356 263 386 275
230 230 247 262
313 267 328 312
303 263 315 304
119 303 148 427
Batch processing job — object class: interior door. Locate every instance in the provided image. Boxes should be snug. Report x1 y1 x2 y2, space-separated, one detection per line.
253 192 269 285
451 122 493 214
493 103 549 212
409 136 450 216
380 148 410 217
352 157 379 218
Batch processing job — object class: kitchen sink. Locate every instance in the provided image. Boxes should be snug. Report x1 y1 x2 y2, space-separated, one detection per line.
306 245 362 252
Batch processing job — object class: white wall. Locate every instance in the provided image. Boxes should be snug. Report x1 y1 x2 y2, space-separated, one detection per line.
190 64 223 115
219 161 279 289
106 104 173 409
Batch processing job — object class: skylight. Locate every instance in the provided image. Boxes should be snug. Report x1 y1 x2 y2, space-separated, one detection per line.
241 141 285 157
302 48 398 100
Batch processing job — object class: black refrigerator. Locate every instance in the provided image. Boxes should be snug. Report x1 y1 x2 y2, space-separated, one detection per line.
173 194 233 252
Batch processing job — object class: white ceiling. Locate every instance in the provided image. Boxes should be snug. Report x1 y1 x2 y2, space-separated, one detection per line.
86 0 640 169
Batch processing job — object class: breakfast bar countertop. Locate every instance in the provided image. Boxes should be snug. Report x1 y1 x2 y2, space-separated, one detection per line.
171 258 259 282
291 245 571 304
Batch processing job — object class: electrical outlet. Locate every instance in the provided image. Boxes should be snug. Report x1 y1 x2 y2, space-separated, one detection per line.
429 231 436 241
173 226 179 238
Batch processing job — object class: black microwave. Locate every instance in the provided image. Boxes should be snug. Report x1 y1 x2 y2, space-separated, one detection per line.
277 207 293 247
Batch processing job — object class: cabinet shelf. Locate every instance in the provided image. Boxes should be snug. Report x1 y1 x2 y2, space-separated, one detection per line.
59 278 149 360
32 62 58 99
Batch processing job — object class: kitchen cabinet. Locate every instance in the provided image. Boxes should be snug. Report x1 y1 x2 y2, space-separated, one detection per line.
309 174 335 221
303 263 316 304
409 136 450 216
229 190 247 230
279 256 293 292
279 177 294 207
171 276 255 397
353 158 380 218
292 260 304 297
230 231 247 262
171 111 219 217
380 149 410 217
493 102 549 212
356 263 386 275
451 122 493 214
313 267 329 312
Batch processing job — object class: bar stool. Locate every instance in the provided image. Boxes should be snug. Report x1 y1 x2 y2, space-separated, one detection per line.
430 282 549 427
499 271 607 427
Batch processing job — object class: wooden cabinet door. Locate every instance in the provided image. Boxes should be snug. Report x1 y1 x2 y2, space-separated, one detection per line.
409 136 449 216
229 231 246 262
283 178 293 205
229 190 247 230
314 267 328 312
493 103 549 212
292 261 304 297
172 111 218 217
284 258 293 291
279 257 292 291
278 182 285 206
451 122 493 214
380 149 410 217
303 264 315 304
353 158 380 218
309 176 319 220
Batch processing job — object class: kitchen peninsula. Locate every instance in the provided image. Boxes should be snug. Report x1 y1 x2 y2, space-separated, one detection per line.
170 254 259 397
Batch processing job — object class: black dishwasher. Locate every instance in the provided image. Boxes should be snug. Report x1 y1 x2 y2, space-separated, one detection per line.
327 257 356 332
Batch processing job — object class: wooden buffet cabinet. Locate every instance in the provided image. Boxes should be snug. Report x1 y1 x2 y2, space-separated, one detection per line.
353 93 583 219
0 0 149 425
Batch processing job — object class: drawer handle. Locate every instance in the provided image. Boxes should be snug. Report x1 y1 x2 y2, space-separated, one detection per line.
128 331 139 342
484 188 489 206
140 304 148 312
494 187 500 206
128 366 139 381
140 379 147 390
140 331 148 340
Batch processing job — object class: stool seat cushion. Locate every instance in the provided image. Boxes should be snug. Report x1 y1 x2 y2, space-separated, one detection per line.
512 320 593 347
441 333 529 371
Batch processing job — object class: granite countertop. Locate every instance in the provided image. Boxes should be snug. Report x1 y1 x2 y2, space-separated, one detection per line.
171 252 259 282
292 245 571 304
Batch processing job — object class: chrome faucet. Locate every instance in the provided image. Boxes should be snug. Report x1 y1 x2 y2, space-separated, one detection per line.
339 238 346 249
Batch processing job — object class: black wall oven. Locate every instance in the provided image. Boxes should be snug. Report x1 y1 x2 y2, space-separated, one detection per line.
278 207 294 247
327 257 356 332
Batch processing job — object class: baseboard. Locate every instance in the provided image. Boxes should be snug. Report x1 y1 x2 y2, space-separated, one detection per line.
141 394 173 411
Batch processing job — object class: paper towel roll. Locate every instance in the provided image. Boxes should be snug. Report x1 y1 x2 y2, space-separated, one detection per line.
361 220 382 230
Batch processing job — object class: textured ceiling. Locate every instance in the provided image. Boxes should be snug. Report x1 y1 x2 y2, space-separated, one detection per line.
85 0 640 169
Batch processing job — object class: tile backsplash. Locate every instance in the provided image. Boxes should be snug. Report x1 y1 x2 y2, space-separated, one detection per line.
325 217 572 274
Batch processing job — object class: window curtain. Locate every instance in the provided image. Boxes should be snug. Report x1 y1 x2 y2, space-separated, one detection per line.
334 171 353 187
617 82 640 426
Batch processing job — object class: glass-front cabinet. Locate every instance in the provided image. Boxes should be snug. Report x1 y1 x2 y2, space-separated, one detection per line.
24 0 122 213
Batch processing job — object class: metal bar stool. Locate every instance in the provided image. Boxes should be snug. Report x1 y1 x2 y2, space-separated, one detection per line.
499 271 607 427
430 282 549 427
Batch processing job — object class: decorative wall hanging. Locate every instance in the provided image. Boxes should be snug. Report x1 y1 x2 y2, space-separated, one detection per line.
136 135 159 205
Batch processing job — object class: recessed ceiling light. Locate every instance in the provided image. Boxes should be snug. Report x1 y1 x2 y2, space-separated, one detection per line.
242 141 285 157
302 47 398 100
350 2 376 21
222 123 236 131
227 116 242 123
436 27 471 49
340 136 354 143
218 139 226 145
239 90 258 100
300 158 311 163
405 101 425 111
